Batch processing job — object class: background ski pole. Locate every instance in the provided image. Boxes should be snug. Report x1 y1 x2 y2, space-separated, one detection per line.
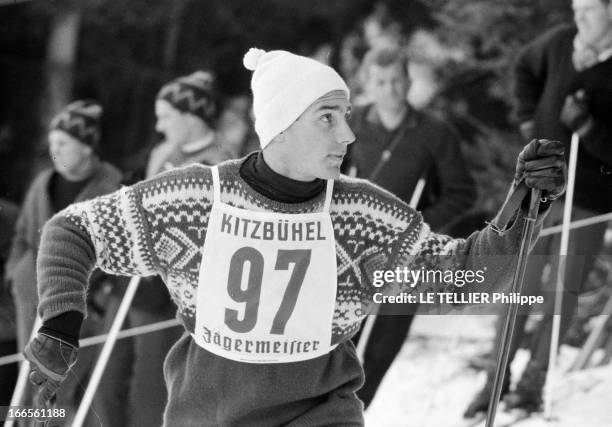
72 276 141 427
5 317 42 427
485 186 541 427
544 132 579 419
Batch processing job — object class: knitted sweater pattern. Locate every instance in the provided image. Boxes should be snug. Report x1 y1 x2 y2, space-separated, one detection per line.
41 159 505 345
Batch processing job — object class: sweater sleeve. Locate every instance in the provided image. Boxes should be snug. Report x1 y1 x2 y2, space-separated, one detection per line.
387 201 548 309
37 184 162 321
421 123 476 230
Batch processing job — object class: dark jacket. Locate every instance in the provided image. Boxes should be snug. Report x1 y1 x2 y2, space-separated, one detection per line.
345 104 476 232
514 25 612 213
0 199 19 341
5 162 123 305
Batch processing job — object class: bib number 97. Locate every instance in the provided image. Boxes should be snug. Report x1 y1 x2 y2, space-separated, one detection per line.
225 247 311 335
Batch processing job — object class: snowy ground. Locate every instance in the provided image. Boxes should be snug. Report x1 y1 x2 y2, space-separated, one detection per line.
363 314 612 427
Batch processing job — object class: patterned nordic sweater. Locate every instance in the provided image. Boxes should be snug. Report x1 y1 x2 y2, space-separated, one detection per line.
38 157 537 335
36 158 543 426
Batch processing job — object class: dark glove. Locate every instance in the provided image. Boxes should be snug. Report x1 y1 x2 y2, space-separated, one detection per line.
515 139 566 201
560 90 591 132
23 332 78 408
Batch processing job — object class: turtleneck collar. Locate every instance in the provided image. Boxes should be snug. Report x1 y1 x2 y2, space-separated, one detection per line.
239 151 326 203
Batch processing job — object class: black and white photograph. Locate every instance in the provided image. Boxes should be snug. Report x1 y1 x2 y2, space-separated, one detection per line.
1 0 611 426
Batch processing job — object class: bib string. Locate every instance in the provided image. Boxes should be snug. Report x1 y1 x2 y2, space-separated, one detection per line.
211 165 221 202
323 180 334 213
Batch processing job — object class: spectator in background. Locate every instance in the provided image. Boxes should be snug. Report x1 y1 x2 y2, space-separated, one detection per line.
0 198 19 406
147 70 232 176
344 46 477 409
464 0 612 417
338 5 404 106
103 70 233 427
5 100 123 425
217 95 259 158
362 4 403 51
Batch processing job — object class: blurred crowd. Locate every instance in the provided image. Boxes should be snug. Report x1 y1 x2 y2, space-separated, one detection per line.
1 0 612 425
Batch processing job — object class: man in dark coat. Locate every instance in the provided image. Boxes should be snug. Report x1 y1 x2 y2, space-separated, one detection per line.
0 198 19 405
344 46 477 408
465 0 612 417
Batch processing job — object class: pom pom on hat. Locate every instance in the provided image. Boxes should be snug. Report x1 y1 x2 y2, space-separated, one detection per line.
243 47 350 149
50 99 103 149
243 48 267 71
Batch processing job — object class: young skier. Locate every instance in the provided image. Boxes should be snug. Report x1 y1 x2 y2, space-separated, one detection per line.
24 47 565 426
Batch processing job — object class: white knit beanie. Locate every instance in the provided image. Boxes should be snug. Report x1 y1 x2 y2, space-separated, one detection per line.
243 47 350 149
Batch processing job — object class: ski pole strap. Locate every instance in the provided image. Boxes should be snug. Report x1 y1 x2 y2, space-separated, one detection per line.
488 180 531 233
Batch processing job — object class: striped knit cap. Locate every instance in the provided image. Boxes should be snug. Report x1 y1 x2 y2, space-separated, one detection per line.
49 100 103 149
157 70 218 126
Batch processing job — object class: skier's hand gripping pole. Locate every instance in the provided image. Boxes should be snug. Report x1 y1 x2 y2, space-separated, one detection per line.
485 138 566 427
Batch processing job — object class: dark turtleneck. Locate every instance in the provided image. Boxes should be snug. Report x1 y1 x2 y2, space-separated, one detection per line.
49 172 92 213
239 151 326 203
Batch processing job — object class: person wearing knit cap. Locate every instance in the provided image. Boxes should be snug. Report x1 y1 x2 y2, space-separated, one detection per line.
97 71 231 427
49 99 103 149
24 48 564 425
7 99 123 425
47 99 103 180
147 70 232 177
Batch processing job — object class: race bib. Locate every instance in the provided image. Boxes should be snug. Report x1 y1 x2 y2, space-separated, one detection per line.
194 167 337 363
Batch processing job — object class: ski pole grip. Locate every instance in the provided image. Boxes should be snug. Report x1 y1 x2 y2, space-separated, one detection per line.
488 180 529 233
527 188 542 221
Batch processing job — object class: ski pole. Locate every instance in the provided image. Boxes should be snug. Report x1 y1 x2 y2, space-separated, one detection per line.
356 177 426 362
72 276 141 427
544 132 579 419
5 317 43 427
0 318 181 368
485 187 541 427
540 210 612 237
